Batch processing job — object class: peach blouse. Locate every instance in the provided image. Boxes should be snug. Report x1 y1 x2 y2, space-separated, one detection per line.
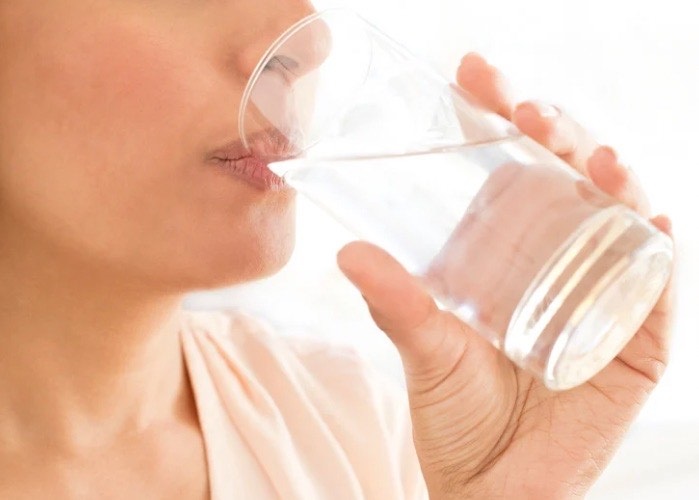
179 309 429 500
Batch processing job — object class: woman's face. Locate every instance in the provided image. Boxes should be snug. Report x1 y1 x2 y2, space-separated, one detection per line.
0 1 316 291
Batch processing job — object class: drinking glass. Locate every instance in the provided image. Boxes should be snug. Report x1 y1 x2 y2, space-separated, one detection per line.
238 9 674 390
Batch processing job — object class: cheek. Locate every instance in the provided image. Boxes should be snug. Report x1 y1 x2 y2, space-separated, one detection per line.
0 26 201 250
1 17 212 205
53 23 213 167
0 11 295 288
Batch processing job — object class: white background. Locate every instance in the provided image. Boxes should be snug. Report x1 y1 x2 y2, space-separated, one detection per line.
186 1 699 497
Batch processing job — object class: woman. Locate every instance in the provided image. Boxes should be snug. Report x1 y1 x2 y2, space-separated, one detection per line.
0 1 674 498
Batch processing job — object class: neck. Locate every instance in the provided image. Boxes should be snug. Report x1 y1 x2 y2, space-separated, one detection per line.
0 219 191 452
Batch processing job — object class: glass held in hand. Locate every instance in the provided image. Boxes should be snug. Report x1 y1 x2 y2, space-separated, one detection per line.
238 9 674 391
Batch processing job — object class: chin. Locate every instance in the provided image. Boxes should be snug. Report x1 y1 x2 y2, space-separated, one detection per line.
235 236 297 284
139 191 298 293
161 245 294 293
182 222 297 292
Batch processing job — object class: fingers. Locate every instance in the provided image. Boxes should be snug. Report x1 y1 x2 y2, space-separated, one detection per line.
336 241 474 372
587 146 652 217
511 102 652 215
650 214 672 235
336 241 436 340
336 241 441 353
511 101 601 176
456 53 655 218
610 214 675 385
643 214 676 335
456 55 598 176
457 53 513 119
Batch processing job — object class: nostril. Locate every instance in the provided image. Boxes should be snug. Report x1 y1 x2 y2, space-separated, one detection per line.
274 55 300 72
263 55 301 84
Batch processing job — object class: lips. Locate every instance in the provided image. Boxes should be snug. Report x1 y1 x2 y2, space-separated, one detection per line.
213 156 289 191
208 128 299 191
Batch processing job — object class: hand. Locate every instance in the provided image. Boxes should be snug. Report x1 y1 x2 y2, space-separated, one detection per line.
336 53 675 499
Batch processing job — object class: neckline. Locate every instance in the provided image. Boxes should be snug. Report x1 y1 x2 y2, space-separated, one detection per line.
179 319 219 500
178 313 279 500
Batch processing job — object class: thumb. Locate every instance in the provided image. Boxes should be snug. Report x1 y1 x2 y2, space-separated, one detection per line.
336 240 477 376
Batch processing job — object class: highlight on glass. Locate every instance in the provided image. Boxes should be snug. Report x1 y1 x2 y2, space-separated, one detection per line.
238 8 674 391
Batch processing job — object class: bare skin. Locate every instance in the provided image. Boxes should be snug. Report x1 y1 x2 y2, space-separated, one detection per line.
0 1 313 498
0 2 675 498
338 54 675 499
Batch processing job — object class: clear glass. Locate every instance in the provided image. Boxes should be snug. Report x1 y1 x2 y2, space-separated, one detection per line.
238 9 674 390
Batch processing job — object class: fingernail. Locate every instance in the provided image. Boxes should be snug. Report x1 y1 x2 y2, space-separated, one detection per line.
598 146 635 175
650 215 673 237
527 101 575 153
530 100 561 119
595 145 619 165
658 215 673 235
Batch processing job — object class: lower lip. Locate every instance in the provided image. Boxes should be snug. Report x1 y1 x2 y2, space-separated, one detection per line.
212 157 290 191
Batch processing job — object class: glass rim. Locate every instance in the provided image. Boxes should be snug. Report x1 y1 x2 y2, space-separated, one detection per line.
238 7 363 151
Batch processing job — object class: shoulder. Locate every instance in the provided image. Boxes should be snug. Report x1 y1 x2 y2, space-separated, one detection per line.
179 307 367 372
179 307 403 422
179 308 428 499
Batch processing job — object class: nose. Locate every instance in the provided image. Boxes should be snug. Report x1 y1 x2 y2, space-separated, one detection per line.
239 8 332 85
270 16 332 83
239 10 333 154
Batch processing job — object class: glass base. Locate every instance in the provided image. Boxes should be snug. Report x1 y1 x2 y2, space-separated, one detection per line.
505 205 673 391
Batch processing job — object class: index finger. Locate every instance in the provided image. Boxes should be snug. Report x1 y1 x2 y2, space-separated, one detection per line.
456 53 513 119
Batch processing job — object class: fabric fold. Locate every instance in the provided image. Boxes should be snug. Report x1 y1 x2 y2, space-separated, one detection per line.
179 309 428 500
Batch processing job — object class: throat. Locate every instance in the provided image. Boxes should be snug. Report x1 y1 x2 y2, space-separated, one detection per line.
0 308 193 453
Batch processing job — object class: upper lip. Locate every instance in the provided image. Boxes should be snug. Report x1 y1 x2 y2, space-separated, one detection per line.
209 128 300 164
